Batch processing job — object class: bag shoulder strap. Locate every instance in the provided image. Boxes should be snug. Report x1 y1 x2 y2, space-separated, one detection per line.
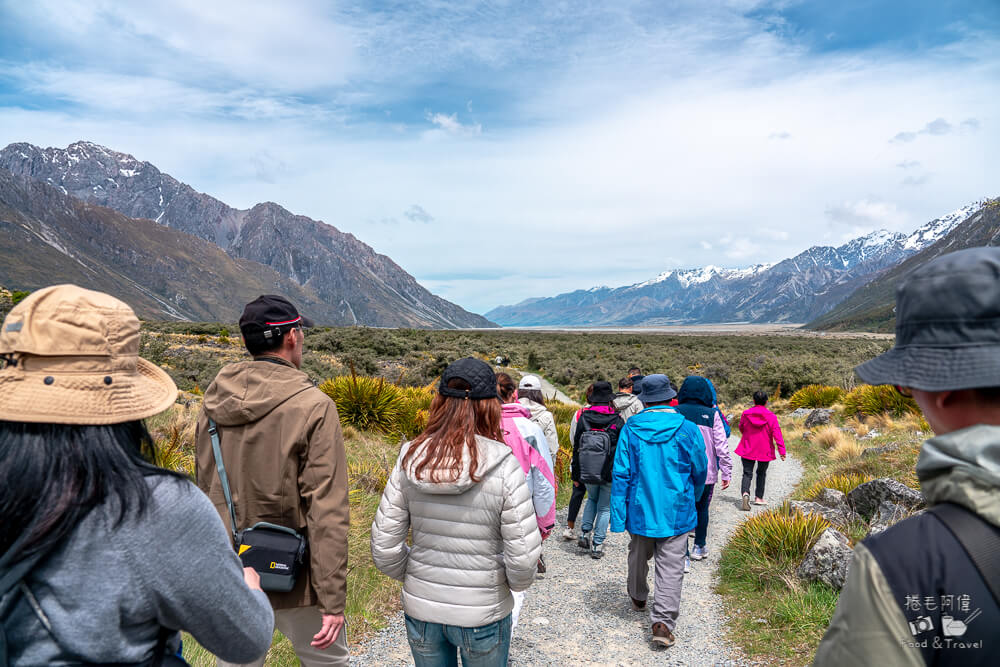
928 502 1000 606
207 418 238 542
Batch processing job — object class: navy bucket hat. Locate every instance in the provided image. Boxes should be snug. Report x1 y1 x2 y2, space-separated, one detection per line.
636 374 677 403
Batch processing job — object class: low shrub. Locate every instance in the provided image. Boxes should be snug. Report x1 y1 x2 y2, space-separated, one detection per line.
547 401 579 425
843 384 919 417
788 385 845 409
722 506 830 585
829 438 865 462
319 375 406 434
802 472 875 500
813 425 850 450
397 386 435 438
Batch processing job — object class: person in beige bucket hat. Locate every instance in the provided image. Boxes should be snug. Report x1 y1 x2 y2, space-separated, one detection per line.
0 285 274 664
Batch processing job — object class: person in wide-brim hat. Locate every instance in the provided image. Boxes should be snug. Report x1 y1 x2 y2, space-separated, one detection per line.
0 284 274 664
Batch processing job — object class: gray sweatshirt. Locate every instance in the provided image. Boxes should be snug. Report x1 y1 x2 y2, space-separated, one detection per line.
1 476 274 664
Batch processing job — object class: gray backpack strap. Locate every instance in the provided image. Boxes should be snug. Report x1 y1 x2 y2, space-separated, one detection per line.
929 502 1000 606
207 418 238 542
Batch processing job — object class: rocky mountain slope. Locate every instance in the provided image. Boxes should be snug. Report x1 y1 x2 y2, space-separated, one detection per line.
808 199 1000 332
486 203 981 327
0 141 494 328
0 168 345 322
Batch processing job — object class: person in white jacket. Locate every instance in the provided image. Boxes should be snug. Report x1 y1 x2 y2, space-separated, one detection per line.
371 358 542 667
516 374 559 457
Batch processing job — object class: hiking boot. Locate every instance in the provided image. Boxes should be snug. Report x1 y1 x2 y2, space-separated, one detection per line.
683 556 690 573
630 596 646 611
691 545 708 560
578 532 591 550
741 493 751 511
537 554 547 574
652 622 675 648
562 527 575 541
591 542 605 559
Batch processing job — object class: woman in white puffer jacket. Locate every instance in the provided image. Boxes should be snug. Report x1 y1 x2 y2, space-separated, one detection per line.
371 358 542 666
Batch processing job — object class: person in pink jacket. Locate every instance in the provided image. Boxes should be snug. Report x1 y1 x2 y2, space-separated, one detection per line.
734 390 785 511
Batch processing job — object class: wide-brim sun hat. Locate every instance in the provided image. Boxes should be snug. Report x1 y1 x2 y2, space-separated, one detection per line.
0 284 178 424
636 374 677 403
856 247 1000 391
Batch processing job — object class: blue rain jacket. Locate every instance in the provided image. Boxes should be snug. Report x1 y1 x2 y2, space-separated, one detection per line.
610 406 708 538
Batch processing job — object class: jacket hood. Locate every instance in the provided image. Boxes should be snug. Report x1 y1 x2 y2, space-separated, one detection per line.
402 435 509 495
503 403 532 419
917 424 1000 526
613 393 641 408
626 407 686 442
677 376 714 408
517 397 547 419
742 405 771 427
203 358 314 427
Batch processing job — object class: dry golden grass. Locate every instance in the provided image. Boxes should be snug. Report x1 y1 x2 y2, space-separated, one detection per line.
869 413 896 431
813 425 850 450
844 415 870 437
896 412 931 433
829 437 865 462
783 424 806 443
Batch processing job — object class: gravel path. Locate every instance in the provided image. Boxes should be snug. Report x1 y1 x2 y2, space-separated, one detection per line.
352 437 802 666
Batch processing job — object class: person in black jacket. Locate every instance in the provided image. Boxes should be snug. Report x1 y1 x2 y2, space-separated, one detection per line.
815 247 1000 666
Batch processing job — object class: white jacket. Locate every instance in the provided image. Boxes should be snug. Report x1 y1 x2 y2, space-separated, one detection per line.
370 435 542 627
518 397 559 456
613 393 643 421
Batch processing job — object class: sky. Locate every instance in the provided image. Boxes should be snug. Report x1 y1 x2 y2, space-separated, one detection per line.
1 0 998 315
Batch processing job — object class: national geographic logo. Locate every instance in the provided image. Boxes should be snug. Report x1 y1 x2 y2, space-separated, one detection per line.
270 561 291 571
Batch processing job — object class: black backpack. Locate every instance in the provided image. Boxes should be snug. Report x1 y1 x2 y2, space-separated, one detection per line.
573 410 624 485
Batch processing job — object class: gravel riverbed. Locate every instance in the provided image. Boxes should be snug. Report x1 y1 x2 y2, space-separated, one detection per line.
352 437 803 666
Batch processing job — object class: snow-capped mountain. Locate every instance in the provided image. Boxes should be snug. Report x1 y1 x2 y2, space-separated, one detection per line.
485 201 984 326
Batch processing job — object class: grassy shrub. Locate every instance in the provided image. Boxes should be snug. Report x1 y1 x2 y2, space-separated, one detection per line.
548 401 581 424
723 506 830 580
397 386 435 438
147 404 198 478
843 384 920 417
788 385 845 409
813 425 850 450
802 473 875 499
829 437 865 462
319 375 407 434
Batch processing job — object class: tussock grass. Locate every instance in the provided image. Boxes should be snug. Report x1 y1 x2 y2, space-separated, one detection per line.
319 375 407 435
829 437 864 462
802 472 876 500
845 415 870 437
788 385 845 409
812 425 849 450
843 384 920 417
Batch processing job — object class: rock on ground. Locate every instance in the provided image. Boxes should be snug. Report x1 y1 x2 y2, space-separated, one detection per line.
788 500 856 528
804 409 833 428
796 527 854 591
847 478 925 520
351 436 803 666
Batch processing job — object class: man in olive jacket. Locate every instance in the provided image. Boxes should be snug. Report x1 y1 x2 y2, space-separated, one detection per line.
196 296 349 666
814 248 1000 666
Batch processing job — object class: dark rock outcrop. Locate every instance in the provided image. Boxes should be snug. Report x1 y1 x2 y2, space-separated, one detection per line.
797 527 854 590
847 478 925 520
804 409 834 428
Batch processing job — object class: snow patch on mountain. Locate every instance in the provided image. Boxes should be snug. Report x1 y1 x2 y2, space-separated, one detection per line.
903 202 980 251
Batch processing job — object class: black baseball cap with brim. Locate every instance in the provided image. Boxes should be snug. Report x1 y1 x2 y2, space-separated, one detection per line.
239 295 314 345
855 247 1000 391
636 374 677 403
438 357 498 400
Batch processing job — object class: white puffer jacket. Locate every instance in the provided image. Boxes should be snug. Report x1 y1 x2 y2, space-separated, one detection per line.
371 435 542 627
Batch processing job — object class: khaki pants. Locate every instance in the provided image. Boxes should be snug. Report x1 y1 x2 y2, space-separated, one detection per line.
627 533 687 630
218 606 349 667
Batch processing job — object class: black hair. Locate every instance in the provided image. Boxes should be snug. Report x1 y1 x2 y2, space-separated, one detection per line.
619 377 633 390
628 367 641 376
753 390 768 406
243 328 288 356
0 420 185 562
519 388 546 405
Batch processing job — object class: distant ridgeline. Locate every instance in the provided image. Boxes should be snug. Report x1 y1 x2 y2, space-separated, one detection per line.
485 199 995 331
0 141 496 329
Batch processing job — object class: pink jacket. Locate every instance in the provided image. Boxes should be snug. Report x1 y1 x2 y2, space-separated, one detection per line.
501 403 557 538
734 405 786 462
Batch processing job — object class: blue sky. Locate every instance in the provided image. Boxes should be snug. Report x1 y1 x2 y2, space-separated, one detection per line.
0 0 997 314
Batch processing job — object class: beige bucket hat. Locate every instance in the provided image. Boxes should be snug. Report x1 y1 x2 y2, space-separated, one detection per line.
0 284 177 425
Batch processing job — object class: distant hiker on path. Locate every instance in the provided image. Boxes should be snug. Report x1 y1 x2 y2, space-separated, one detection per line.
517 374 560 457
570 381 625 559
815 247 1000 666
610 374 708 649
614 377 644 421
196 295 350 666
675 376 732 562
371 358 542 667
0 286 274 665
734 391 785 511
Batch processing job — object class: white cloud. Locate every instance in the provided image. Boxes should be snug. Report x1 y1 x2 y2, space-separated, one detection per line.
424 112 483 138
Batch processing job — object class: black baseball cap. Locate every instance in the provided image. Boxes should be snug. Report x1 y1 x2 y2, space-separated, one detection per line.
438 357 498 400
239 295 314 344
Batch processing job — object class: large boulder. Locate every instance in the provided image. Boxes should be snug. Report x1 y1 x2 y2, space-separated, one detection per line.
797 527 854 590
789 500 856 528
867 500 923 536
804 409 833 428
790 408 813 419
847 478 925 519
813 488 850 512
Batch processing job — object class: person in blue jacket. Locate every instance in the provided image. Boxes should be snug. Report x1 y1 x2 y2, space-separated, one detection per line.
610 374 708 650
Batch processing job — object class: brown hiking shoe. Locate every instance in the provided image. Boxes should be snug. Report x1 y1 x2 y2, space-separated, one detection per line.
630 596 646 611
652 622 675 647
741 493 751 511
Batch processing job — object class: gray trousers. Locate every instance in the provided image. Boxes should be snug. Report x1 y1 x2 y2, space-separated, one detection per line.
627 532 688 630
218 606 349 667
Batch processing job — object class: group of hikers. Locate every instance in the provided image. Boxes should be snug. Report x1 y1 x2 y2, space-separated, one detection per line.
1 246 998 666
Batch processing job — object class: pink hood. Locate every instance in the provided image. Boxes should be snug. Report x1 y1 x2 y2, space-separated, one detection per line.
734 405 786 462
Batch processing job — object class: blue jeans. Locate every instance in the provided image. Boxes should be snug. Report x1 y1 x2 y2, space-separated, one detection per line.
581 482 613 546
404 613 512 667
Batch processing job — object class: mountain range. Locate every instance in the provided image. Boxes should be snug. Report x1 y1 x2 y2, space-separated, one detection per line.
0 141 494 328
485 202 986 327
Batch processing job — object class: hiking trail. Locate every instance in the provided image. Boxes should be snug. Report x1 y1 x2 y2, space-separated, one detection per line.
351 437 803 666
